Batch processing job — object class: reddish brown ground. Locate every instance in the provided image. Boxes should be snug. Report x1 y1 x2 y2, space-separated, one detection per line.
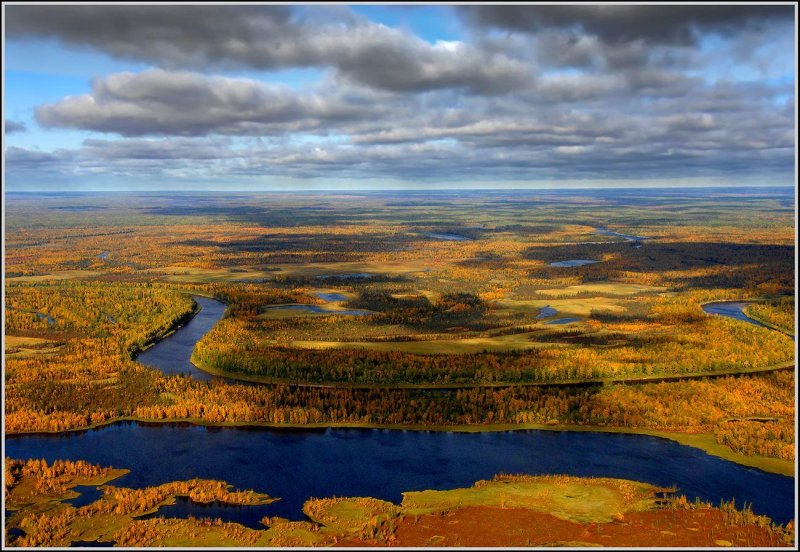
338 506 791 547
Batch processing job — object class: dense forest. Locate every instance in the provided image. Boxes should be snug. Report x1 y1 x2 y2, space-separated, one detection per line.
4 191 796 468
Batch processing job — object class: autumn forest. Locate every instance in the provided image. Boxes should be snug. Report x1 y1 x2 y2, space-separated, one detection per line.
3 188 796 547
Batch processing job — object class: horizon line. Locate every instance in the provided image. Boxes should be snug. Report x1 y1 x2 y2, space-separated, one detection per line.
5 184 797 194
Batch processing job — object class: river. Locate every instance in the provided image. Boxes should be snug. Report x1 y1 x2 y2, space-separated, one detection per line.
8 294 793 531
134 296 227 381
702 301 772 329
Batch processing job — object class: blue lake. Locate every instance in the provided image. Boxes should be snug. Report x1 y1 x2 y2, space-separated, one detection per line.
5 423 794 528
314 292 348 302
549 259 599 267
425 232 471 241
537 306 580 325
547 317 581 325
20 293 791 535
537 306 557 319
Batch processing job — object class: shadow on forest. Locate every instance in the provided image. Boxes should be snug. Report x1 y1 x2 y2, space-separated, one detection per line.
141 205 361 227
524 242 793 291
177 233 416 255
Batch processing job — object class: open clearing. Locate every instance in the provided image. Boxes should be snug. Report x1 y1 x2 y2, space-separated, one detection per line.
6 270 104 282
400 475 662 524
289 329 572 354
534 282 667 297
5 335 64 359
496 297 628 317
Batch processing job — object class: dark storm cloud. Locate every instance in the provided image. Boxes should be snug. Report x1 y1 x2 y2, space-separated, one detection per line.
5 5 532 94
5 120 27 134
459 5 794 44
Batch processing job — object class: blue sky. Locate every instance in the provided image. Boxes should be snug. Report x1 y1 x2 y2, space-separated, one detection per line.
3 4 796 191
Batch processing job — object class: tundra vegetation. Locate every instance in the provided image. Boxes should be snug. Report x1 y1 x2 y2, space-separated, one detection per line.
4 461 793 547
3 189 796 546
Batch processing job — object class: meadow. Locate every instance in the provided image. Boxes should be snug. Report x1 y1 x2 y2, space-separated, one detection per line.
5 460 792 547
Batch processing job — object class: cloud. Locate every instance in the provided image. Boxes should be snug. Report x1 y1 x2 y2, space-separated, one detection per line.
35 69 390 136
459 5 794 44
6 5 533 94
9 82 794 184
5 5 795 189
5 120 27 134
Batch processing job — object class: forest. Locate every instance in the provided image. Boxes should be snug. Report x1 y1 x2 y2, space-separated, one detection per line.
4 190 796 481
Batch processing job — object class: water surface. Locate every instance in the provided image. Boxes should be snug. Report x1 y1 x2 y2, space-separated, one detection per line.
537 306 557 319
595 227 647 242
135 296 226 381
7 306 56 325
546 317 581 325
5 423 793 527
425 232 472 242
549 259 599 267
63 485 105 508
314 292 348 302
315 273 373 280
702 301 770 329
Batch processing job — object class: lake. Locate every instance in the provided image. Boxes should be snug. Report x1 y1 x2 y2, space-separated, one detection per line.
314 292 348 302
63 294 791 532
549 259 599 267
425 232 472 241
537 305 580 325
5 423 794 527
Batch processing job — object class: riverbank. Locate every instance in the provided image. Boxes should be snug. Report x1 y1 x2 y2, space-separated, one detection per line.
18 292 768 478
191 354 795 389
742 308 795 338
6 467 791 548
128 298 201 359
7 417 793 477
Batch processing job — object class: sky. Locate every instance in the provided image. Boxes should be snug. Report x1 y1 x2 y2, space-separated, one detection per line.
2 3 797 191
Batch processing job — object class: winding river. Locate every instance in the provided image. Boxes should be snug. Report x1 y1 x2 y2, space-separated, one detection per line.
6 294 795 531
702 301 772 329
135 296 226 381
